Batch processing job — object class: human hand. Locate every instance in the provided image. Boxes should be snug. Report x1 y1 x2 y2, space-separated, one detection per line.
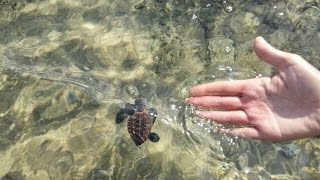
186 36 320 142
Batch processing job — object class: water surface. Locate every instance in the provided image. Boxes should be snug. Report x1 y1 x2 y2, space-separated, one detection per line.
0 0 320 179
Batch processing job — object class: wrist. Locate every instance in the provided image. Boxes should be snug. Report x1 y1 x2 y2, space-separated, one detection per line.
308 109 320 137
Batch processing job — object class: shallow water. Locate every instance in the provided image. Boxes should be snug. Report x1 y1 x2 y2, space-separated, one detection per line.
0 0 320 179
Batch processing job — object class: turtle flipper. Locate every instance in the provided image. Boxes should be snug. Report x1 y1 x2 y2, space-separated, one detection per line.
148 132 160 143
115 103 135 124
148 108 157 123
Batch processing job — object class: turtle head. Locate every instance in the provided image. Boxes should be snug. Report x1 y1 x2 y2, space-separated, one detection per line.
135 95 146 112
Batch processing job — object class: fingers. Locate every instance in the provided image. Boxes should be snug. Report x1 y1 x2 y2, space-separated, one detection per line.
196 110 265 140
196 110 249 125
253 36 294 69
219 127 261 140
189 80 247 97
186 96 243 110
195 110 263 140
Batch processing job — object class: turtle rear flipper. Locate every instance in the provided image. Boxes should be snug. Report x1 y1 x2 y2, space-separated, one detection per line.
148 132 160 143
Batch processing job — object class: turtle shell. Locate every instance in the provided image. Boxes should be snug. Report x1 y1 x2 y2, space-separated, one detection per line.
127 111 153 146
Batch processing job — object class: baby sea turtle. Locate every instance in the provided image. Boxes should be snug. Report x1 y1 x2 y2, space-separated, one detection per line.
115 96 160 146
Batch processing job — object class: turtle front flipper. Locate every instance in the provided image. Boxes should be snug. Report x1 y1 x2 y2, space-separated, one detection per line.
148 107 158 123
148 132 160 143
115 103 135 124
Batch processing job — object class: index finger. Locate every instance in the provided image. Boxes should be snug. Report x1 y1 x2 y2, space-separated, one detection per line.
189 80 247 97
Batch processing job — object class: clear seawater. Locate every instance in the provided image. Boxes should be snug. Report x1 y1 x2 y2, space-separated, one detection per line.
0 0 320 179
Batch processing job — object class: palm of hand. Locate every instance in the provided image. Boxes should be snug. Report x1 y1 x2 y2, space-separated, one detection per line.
217 63 320 141
188 37 320 142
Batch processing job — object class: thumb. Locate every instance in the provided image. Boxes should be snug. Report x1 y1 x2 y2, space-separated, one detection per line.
253 36 293 69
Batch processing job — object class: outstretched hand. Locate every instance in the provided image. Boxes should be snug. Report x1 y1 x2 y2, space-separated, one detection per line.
186 37 320 142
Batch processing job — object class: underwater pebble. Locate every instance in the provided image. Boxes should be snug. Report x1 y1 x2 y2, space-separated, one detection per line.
126 85 139 97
